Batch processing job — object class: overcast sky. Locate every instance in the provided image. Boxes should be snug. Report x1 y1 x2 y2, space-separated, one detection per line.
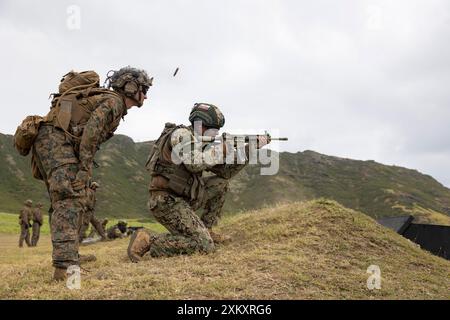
1 0 449 186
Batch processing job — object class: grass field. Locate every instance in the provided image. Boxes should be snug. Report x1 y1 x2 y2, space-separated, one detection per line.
0 212 167 235
0 200 449 300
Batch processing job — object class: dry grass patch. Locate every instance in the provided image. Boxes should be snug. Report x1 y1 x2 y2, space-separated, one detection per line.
0 199 449 299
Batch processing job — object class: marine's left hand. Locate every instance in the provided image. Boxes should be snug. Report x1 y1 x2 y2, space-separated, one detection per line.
257 134 271 149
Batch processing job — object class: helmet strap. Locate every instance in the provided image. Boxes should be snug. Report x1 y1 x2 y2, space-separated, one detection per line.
136 90 143 108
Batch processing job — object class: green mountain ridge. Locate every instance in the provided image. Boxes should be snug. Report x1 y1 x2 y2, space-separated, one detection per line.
1 132 450 224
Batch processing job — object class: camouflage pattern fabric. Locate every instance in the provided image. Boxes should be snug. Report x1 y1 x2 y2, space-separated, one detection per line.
79 209 92 241
77 93 127 172
31 222 41 246
31 207 43 246
147 175 229 257
148 192 214 257
79 188 106 241
19 224 31 247
18 205 32 247
198 175 229 228
32 92 127 268
80 211 106 241
79 186 95 241
33 125 83 267
145 122 249 257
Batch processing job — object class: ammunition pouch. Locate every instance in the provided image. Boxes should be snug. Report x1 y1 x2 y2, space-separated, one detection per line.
147 123 205 203
153 162 204 203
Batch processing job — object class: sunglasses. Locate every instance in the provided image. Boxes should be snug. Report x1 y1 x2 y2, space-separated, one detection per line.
141 86 149 95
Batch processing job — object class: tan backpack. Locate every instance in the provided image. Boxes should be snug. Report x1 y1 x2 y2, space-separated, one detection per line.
47 70 121 142
13 115 44 156
58 70 100 94
13 71 101 156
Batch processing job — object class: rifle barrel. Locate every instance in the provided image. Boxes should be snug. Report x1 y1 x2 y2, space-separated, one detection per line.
272 137 288 141
200 135 288 142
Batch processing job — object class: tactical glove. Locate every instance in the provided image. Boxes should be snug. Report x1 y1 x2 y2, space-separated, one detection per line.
257 134 271 149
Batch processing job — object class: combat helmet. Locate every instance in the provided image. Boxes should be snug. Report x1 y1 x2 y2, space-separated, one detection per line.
24 199 33 206
117 220 128 233
36 202 43 208
188 103 225 129
105 66 153 106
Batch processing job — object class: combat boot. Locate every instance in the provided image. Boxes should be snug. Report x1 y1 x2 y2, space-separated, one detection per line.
53 267 67 281
127 229 153 263
79 254 97 264
208 229 232 245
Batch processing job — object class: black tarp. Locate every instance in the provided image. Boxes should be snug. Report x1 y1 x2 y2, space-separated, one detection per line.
377 216 414 234
377 216 450 260
402 224 450 260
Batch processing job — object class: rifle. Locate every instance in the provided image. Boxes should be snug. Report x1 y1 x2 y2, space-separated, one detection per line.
200 131 288 144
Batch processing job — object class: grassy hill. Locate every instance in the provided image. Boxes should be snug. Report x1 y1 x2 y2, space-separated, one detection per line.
0 133 50 213
0 133 152 218
1 132 450 223
226 150 450 224
0 200 448 299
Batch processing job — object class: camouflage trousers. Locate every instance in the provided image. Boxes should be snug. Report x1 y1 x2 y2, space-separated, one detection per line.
148 175 229 257
33 125 85 268
31 222 41 246
19 224 31 247
79 209 106 241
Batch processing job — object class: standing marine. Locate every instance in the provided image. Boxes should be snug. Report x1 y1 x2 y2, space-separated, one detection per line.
31 67 152 280
19 199 33 248
31 202 44 246
127 103 270 262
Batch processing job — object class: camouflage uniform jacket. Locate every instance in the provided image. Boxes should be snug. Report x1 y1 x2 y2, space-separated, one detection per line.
19 206 32 227
147 123 248 204
46 91 127 174
32 208 43 226
86 188 97 211
77 93 127 173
